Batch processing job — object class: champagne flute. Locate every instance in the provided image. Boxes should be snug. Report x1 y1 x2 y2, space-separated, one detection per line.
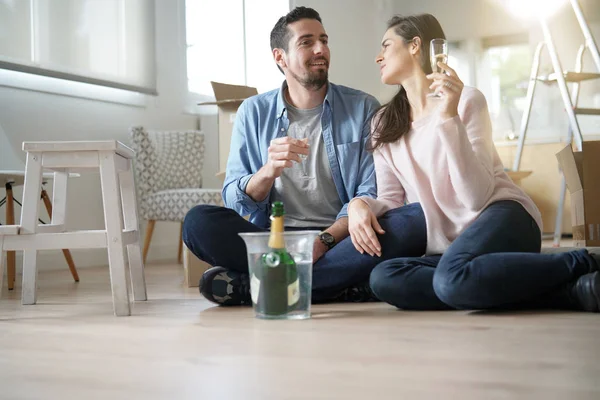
428 38 448 98
288 125 309 176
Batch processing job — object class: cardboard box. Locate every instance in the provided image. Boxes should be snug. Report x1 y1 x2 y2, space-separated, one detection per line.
183 243 212 288
198 81 258 179
556 141 600 247
497 142 573 234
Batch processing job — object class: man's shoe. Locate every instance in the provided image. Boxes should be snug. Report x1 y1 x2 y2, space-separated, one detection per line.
199 267 251 306
335 281 379 303
570 271 600 312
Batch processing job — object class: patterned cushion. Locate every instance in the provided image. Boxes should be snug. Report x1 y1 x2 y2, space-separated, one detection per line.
144 188 223 221
129 126 221 222
130 126 205 193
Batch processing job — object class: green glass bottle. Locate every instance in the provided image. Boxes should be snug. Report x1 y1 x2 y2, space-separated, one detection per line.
255 202 299 316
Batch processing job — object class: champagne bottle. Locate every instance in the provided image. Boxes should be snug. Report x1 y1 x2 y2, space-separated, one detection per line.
254 201 299 316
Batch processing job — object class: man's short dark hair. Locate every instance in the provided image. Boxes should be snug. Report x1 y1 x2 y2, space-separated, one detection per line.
270 7 322 52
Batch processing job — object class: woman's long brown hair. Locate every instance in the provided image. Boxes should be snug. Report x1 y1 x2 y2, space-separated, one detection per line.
370 14 446 150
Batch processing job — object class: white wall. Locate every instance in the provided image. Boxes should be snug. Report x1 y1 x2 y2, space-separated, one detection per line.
394 0 529 40
0 122 23 170
0 0 198 271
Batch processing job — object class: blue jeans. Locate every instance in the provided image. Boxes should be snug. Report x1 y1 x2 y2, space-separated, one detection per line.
182 203 426 302
370 200 598 310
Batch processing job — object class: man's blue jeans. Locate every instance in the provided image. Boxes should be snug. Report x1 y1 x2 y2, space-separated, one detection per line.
182 203 426 302
370 200 598 310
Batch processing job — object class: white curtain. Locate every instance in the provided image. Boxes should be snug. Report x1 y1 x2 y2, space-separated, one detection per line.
0 0 156 94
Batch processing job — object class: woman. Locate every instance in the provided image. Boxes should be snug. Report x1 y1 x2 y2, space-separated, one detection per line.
347 14 599 312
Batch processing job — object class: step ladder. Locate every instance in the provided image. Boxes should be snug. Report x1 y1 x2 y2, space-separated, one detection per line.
512 0 600 247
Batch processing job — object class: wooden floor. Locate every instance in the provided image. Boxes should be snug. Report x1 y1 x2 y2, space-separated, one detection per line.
1 262 600 400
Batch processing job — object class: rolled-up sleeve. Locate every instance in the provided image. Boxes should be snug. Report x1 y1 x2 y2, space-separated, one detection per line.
222 101 270 216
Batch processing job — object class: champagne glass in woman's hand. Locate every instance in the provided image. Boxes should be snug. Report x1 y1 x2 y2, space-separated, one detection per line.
427 38 448 98
427 62 464 120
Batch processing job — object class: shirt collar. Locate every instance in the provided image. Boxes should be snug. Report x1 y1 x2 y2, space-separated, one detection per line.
276 80 332 120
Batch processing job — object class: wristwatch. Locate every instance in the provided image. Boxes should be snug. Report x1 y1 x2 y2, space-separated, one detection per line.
318 231 336 250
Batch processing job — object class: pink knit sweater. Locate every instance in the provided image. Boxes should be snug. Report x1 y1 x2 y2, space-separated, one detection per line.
359 87 542 255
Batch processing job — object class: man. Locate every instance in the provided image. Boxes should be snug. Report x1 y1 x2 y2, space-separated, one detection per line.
182 7 426 306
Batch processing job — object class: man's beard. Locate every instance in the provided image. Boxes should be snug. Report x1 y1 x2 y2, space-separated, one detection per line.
290 61 329 91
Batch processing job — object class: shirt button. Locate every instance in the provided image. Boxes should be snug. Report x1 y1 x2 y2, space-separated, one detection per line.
281 128 285 132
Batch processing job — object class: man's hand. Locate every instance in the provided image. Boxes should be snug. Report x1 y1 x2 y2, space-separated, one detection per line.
245 137 309 202
313 238 328 262
348 199 385 257
265 137 309 179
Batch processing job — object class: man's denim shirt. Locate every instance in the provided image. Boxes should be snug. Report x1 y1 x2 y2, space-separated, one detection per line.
222 82 381 228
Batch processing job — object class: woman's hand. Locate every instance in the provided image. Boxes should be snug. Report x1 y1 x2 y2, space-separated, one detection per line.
427 62 464 120
348 199 385 257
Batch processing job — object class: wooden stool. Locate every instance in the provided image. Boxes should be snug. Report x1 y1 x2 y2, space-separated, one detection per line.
0 171 79 290
4 141 147 316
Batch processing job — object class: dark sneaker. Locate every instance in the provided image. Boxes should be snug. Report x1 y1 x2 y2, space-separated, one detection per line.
199 267 251 306
335 281 379 303
570 271 600 312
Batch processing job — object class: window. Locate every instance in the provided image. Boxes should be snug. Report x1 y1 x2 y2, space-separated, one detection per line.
185 0 289 96
478 35 532 141
0 0 156 95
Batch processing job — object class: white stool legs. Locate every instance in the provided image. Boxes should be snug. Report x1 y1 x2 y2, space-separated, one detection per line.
99 151 132 316
119 159 147 301
20 152 43 305
14 141 147 316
